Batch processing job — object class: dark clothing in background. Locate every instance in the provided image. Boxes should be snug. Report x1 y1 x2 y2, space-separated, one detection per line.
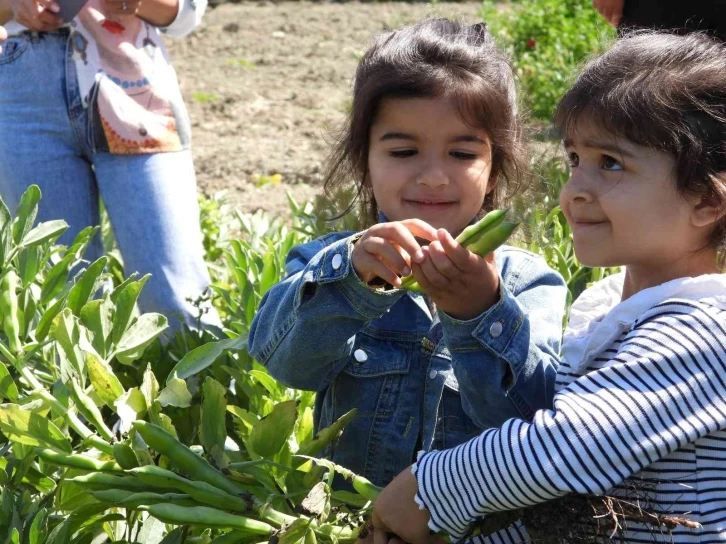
619 0 726 41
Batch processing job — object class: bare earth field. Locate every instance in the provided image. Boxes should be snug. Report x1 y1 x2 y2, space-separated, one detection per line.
166 1 484 217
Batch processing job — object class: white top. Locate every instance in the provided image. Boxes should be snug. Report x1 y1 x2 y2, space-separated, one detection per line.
413 273 726 543
4 0 204 38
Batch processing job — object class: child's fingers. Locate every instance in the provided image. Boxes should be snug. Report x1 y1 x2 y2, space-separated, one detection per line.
360 237 412 276
356 251 403 287
427 240 461 279
399 218 439 243
415 246 451 289
437 228 479 270
371 222 427 264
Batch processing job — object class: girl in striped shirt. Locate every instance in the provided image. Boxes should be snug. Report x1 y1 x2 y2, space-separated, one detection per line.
367 31 726 543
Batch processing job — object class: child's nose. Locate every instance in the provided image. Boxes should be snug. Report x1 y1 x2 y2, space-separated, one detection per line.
415 159 449 187
560 170 595 204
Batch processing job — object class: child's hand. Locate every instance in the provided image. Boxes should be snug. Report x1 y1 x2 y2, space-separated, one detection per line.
370 467 443 544
412 228 499 319
352 219 438 288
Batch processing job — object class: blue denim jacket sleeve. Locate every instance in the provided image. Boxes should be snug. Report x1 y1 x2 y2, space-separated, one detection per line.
248 232 406 391
439 247 566 427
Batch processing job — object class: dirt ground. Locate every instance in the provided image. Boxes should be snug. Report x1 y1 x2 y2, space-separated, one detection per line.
167 1 484 217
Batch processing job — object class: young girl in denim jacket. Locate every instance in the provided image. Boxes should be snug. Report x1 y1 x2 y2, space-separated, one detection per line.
371 31 726 544
248 19 567 488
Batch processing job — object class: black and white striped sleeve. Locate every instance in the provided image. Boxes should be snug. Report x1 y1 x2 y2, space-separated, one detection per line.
412 301 726 539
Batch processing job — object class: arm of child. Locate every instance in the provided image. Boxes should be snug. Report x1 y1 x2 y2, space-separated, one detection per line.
248 233 407 392
376 300 726 541
439 251 567 427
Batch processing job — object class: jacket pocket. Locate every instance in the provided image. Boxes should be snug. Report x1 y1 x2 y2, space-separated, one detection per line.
334 331 413 417
0 36 29 66
439 374 483 449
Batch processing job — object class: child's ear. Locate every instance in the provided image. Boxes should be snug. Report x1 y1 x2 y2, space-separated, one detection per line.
691 180 726 228
484 173 498 195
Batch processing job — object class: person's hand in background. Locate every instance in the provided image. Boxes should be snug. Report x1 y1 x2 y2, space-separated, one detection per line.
11 0 62 30
593 0 624 26
100 0 178 27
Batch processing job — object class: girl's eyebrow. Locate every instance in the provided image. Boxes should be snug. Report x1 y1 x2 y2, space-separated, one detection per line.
563 137 635 158
379 132 486 143
379 132 416 141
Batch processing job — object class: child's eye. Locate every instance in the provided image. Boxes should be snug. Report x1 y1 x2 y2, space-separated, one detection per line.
390 150 417 158
566 152 579 167
451 151 477 160
602 155 622 171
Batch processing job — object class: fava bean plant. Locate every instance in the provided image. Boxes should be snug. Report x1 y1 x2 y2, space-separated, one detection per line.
0 178 616 543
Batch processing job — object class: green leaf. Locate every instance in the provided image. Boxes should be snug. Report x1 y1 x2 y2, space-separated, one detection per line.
40 252 75 305
18 246 39 287
259 251 278 296
295 406 314 449
19 220 68 249
51 309 84 382
167 335 247 382
158 527 185 544
114 388 147 434
297 409 356 458
86 350 125 409
0 362 18 402
249 369 284 399
140 364 159 410
80 298 114 359
157 377 192 408
66 257 108 316
110 274 149 344
0 197 11 233
248 400 297 458
12 185 41 245
200 378 227 460
0 404 72 454
35 297 65 342
115 313 168 365
27 507 47 544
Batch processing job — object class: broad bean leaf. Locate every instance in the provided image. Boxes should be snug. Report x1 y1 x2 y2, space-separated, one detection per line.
248 400 297 458
167 334 247 382
0 404 72 454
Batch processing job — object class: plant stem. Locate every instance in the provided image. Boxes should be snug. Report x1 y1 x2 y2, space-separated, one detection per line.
19 366 114 455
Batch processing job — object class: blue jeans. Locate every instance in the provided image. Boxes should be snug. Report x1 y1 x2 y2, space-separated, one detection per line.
0 30 221 332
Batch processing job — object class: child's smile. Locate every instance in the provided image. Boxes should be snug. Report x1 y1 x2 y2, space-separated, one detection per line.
367 96 494 236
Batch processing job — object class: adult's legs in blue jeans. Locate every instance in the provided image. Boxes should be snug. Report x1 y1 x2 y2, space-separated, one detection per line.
0 31 221 334
93 150 222 333
0 32 106 267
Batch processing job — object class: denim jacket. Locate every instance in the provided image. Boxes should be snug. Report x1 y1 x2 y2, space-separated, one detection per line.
249 232 567 487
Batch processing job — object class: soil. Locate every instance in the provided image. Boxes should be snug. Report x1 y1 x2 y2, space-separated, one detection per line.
167 1 484 217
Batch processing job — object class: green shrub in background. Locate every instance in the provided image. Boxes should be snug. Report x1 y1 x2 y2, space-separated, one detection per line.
481 0 615 120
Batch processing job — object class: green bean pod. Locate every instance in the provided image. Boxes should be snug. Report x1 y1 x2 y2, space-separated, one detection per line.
138 504 276 534
90 489 199 509
2 270 22 355
35 448 123 473
133 421 245 497
69 472 149 491
466 222 519 256
455 209 507 246
112 442 139 470
130 465 253 514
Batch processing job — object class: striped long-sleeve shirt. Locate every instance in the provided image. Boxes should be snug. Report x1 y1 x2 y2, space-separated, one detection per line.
414 274 726 543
